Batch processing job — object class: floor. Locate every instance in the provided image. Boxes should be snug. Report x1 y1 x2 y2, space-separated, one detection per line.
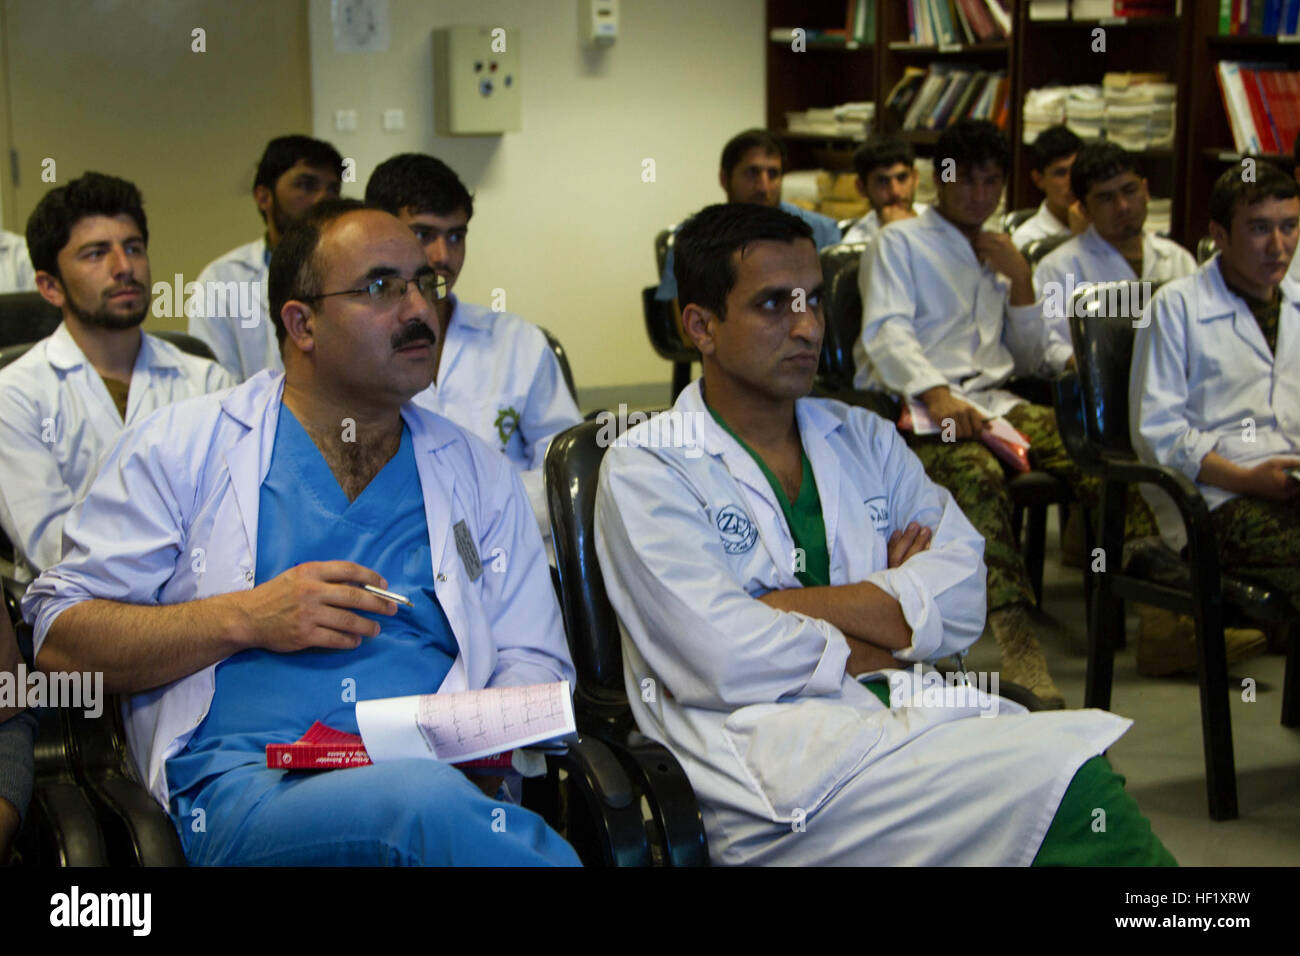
962 512 1300 866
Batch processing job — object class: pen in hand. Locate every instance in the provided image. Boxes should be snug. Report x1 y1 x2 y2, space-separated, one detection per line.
361 584 413 607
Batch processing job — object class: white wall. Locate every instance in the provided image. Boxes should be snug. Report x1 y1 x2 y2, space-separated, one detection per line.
308 0 765 392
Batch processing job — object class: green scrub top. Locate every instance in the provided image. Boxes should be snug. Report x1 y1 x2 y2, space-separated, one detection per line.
707 405 831 588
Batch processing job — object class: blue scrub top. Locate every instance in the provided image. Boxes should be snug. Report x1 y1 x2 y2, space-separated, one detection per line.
166 403 458 799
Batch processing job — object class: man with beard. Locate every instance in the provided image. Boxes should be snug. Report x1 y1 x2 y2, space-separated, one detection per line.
189 135 343 380
0 173 233 580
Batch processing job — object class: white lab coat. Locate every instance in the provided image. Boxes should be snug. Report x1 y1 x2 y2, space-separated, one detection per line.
0 324 235 580
595 381 1131 865
853 206 1056 417
22 370 575 806
1131 255 1300 539
840 202 930 245
0 230 36 293
1034 225 1196 370
411 296 582 536
187 237 280 382
1010 200 1069 250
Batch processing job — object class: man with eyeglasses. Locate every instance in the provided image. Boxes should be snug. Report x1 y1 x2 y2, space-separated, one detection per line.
23 200 580 866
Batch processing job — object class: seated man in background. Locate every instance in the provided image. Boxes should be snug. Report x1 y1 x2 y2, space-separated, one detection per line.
1010 125 1083 250
855 119 1095 707
1132 164 1300 663
1 610 37 863
1034 140 1196 356
597 201 1174 866
654 128 840 303
0 173 234 581
0 229 35 292
365 154 582 538
841 135 928 245
24 200 579 866
189 135 343 381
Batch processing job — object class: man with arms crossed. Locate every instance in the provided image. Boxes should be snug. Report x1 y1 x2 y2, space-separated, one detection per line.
597 201 1173 866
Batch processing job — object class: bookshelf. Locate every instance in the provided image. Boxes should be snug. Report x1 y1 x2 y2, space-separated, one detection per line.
1182 2 1300 244
1012 4 1191 238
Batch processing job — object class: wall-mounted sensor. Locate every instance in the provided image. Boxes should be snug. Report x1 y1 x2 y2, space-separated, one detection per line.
579 0 618 47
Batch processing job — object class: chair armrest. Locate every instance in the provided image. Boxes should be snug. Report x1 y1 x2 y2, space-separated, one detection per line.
1104 458 1218 560
17 780 110 866
538 735 651 866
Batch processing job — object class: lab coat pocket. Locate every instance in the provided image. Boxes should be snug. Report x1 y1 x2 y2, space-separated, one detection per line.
722 699 883 823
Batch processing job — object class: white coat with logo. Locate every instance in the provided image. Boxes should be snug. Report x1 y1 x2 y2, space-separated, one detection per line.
22 370 575 807
1131 255 1300 535
595 381 1131 865
187 238 279 382
411 296 582 537
0 324 235 580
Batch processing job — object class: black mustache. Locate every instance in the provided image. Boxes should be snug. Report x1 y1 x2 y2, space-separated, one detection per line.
392 323 437 349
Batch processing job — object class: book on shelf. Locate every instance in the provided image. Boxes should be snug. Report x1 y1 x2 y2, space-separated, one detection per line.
1216 60 1300 155
905 0 1009 44
899 65 1007 131
1219 1 1300 35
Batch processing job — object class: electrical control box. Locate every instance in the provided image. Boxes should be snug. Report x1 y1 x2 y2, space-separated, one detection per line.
579 0 618 46
433 26 521 136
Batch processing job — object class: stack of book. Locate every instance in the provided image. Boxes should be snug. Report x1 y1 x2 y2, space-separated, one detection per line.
903 0 1012 45
1071 0 1176 18
1022 86 1069 142
1103 74 1176 150
785 102 875 137
1216 61 1300 155
1066 86 1107 140
1217 1 1300 36
891 65 1010 131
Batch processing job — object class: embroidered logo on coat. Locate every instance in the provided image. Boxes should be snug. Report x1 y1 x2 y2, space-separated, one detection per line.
494 406 521 447
864 496 890 531
715 505 758 554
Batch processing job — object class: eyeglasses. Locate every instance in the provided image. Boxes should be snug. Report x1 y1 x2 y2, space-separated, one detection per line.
303 273 447 306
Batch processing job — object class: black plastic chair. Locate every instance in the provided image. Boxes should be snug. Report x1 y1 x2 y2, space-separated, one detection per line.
545 420 709 866
0 292 59 349
151 329 217 363
817 245 1071 607
1058 281 1299 821
539 327 579 408
641 287 697 402
1022 232 1072 268
1001 207 1037 234
1197 236 1217 264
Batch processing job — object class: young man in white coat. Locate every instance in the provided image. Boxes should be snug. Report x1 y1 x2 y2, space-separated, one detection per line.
1034 140 1196 356
840 136 928 245
1010 125 1083 250
24 200 579 866
0 173 234 581
188 135 343 381
1132 164 1300 649
365 154 582 539
854 119 1124 707
597 200 1174 866
0 230 35 292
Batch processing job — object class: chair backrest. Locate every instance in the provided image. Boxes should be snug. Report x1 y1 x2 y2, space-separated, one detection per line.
150 329 217 363
544 420 628 725
539 327 579 406
1022 232 1072 268
1067 282 1150 459
641 286 699 364
0 292 60 349
836 216 859 235
654 227 676 276
1000 206 1036 233
817 242 869 392
1196 236 1217 264
0 341 35 372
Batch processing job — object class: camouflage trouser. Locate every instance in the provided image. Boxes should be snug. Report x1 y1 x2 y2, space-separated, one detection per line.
1211 495 1300 611
910 401 1158 613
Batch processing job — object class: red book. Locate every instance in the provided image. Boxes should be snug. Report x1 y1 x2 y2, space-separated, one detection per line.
266 722 516 772
1261 71 1295 156
958 0 996 40
1241 69 1279 152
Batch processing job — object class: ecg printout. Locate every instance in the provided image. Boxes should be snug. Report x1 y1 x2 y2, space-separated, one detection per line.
356 681 575 765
